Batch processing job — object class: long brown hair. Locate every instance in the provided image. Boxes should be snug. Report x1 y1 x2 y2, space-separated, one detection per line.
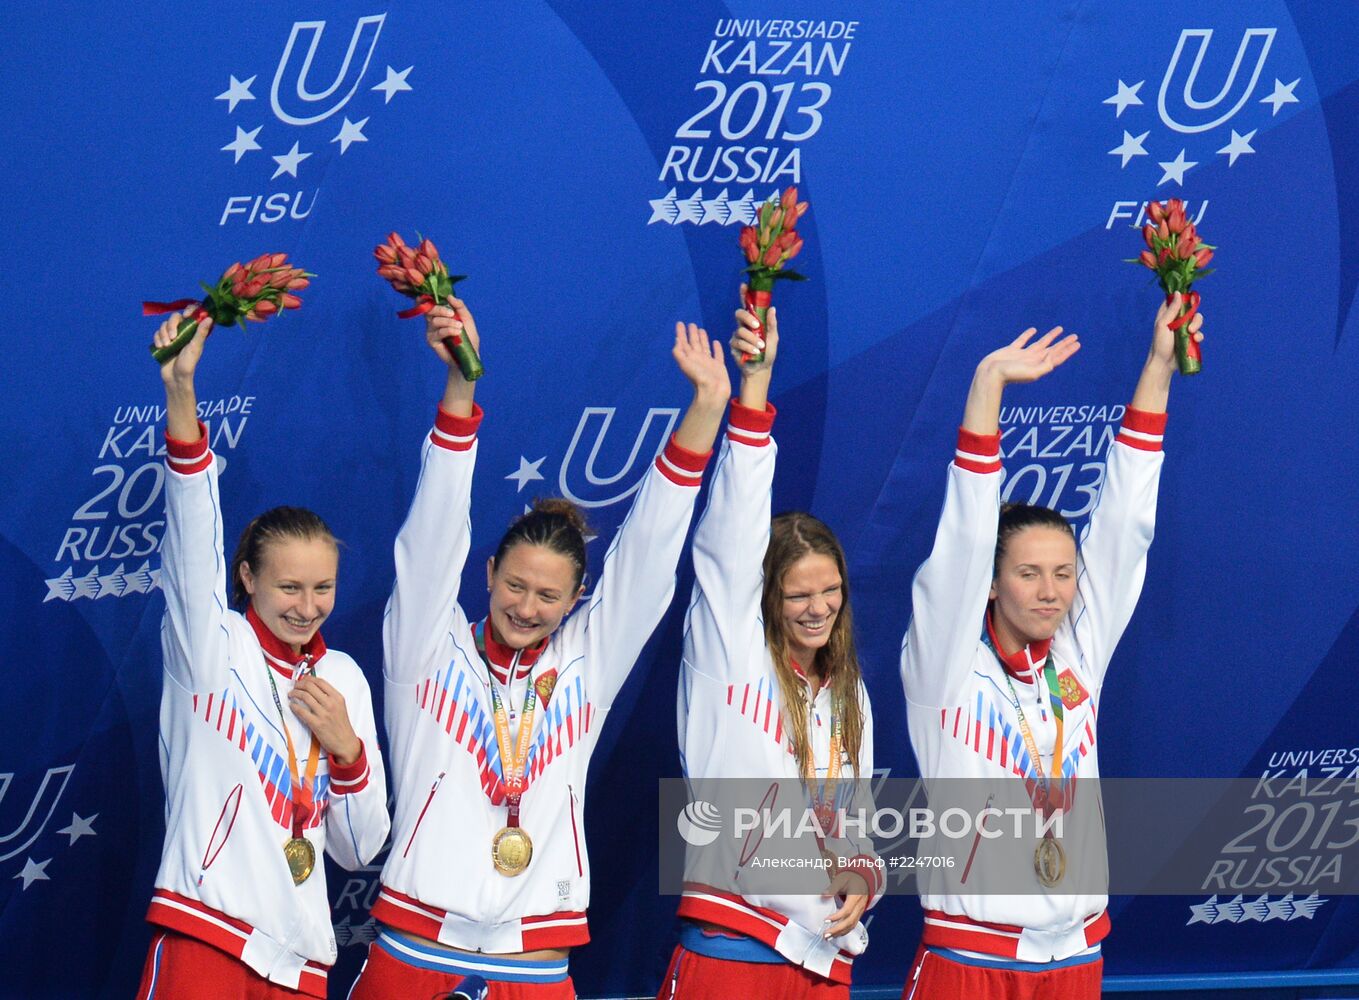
761 512 865 776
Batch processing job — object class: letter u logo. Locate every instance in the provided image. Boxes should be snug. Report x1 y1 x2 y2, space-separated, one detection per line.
559 407 679 508
270 15 386 126
1158 28 1275 134
0 765 73 863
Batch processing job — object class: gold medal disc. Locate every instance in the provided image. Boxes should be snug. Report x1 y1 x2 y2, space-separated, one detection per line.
284 837 316 885
1034 836 1066 888
492 826 533 877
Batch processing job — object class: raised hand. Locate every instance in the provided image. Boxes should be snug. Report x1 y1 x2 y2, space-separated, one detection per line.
425 296 481 370
154 311 213 388
673 321 730 401
977 326 1080 387
730 283 779 375
1149 292 1204 370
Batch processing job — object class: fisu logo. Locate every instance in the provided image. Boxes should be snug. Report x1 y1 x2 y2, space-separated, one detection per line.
559 408 680 508
0 765 72 864
271 16 387 126
1157 28 1275 134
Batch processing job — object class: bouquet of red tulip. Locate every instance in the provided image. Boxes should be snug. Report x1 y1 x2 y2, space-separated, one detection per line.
737 187 809 363
1129 198 1214 375
144 253 311 363
375 231 481 381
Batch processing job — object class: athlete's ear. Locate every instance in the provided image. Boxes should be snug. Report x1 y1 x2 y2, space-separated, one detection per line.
486 556 496 593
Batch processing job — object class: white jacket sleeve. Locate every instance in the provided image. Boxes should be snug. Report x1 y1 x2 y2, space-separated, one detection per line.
159 424 232 693
323 664 391 869
559 433 710 710
383 405 482 686
900 429 1003 709
684 401 777 684
1068 407 1166 691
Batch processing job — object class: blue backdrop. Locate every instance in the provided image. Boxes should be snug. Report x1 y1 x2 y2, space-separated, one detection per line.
2 3 1357 997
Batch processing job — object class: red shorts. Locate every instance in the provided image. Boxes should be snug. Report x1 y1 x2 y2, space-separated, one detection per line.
655 943 849 1000
348 934 576 1000
902 943 1102 1000
134 929 322 999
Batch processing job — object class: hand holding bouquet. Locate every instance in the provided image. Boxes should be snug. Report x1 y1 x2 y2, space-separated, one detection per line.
144 254 311 363
1130 199 1214 374
375 232 482 381
737 187 808 364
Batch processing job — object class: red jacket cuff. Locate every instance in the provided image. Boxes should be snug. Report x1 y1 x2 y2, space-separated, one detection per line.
328 740 371 794
1116 406 1167 451
727 400 776 447
955 428 1002 474
655 434 711 488
165 422 213 475
843 854 885 898
431 402 483 452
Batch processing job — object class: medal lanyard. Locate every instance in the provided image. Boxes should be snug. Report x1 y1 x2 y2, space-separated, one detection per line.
986 636 1065 811
264 659 321 839
476 621 538 828
801 692 842 841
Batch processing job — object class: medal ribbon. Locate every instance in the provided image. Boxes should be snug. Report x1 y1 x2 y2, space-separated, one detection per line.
803 710 842 838
986 636 1065 813
476 621 538 828
264 659 322 838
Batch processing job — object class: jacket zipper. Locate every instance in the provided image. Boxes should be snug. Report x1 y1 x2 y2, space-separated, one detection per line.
403 771 445 857
569 784 584 876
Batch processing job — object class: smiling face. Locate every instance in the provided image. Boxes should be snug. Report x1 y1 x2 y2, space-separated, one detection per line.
988 526 1078 651
486 543 584 650
779 552 844 670
239 536 339 653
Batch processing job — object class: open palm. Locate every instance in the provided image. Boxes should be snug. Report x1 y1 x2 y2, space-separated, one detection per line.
980 326 1080 386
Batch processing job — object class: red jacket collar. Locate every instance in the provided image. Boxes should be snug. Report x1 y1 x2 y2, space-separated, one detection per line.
247 604 327 678
985 611 1050 685
479 619 548 684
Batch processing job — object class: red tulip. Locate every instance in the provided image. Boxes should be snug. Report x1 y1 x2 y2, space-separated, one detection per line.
387 232 407 249
281 293 302 309
375 245 398 264
243 278 266 298
404 267 425 286
223 262 242 280
1176 233 1195 258
287 276 310 290
780 186 798 214
415 253 433 275
397 247 416 269
1158 248 1171 265
1157 220 1170 241
784 236 804 261
739 226 759 263
266 253 286 269
245 254 267 271
768 207 784 232
253 299 278 317
762 245 783 268
1138 250 1157 269
1193 247 1213 268
1147 201 1165 224
1142 225 1156 250
268 269 292 288
795 201 809 222
419 239 438 261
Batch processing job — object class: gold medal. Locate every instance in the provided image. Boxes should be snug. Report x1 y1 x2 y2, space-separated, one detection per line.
491 825 533 876
284 836 316 885
1034 836 1066 888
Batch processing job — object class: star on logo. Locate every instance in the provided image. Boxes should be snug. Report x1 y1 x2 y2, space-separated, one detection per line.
72 567 101 600
1291 892 1327 919
333 916 353 947
728 189 760 225
675 190 705 224
1186 895 1219 925
215 74 256 114
1103 79 1144 117
13 857 50 890
372 65 413 104
222 125 263 164
1259 78 1300 115
1212 894 1245 923
123 561 157 596
648 189 680 225
506 456 546 492
1217 129 1257 166
701 189 734 225
44 568 75 603
1108 130 1150 168
56 812 98 845
1265 893 1295 921
1156 149 1197 187
97 565 127 599
1238 894 1271 922
350 917 379 945
332 117 370 155
271 141 313 180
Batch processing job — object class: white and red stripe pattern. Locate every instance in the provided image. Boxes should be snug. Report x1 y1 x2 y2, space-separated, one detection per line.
164 423 213 476
430 403 482 452
954 428 1002 475
725 679 788 751
842 854 885 898
727 399 776 447
146 890 330 998
327 741 371 794
370 886 591 951
654 434 711 487
921 908 1110 960
1115 407 1167 452
677 884 855 985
